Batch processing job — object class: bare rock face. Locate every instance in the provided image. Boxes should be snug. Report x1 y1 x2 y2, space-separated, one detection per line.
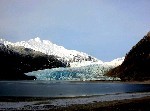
107 31 150 81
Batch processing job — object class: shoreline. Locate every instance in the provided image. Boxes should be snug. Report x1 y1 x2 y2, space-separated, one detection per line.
70 80 150 84
0 79 150 84
0 92 150 110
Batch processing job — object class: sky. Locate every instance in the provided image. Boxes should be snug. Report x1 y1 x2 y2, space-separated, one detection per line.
0 0 150 61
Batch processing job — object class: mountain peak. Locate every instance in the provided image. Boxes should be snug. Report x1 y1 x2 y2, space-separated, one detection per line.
0 38 6 44
34 37 41 42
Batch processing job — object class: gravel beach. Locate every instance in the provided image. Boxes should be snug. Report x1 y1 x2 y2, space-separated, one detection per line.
0 92 150 110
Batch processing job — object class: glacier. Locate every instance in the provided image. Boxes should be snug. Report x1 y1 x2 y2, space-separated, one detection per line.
25 57 124 81
25 63 121 81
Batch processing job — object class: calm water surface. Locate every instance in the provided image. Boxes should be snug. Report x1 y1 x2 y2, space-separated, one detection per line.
0 81 150 97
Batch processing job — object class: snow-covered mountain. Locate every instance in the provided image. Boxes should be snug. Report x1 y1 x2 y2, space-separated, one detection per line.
1 37 101 66
1 37 124 67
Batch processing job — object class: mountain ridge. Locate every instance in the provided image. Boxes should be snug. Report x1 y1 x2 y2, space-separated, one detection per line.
1 37 124 67
2 37 99 64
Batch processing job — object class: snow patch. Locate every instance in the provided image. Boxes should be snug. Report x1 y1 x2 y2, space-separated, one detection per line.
104 57 125 67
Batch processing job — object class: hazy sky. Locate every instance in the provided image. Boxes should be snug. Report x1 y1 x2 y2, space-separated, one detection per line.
0 0 150 61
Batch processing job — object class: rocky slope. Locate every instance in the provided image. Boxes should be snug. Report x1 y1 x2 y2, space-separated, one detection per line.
0 43 66 80
107 32 150 81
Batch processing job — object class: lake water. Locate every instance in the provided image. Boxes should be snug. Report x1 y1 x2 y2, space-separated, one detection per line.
0 81 150 97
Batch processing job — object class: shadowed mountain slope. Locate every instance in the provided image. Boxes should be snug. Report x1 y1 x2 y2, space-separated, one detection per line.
107 32 150 81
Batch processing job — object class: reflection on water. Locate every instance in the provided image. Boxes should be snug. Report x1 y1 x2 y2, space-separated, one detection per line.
0 81 150 97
